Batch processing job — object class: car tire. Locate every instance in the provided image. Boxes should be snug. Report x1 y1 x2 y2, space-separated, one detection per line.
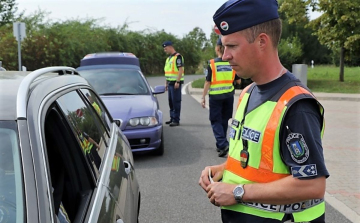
152 131 164 156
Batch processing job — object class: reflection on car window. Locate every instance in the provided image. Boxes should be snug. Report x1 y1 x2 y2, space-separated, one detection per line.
56 91 107 174
0 121 24 223
81 89 111 132
79 69 149 95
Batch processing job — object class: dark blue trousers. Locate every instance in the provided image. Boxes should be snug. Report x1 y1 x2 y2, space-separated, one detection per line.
168 84 182 123
209 96 234 149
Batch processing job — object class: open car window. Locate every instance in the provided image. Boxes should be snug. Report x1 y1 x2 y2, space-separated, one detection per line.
44 105 95 223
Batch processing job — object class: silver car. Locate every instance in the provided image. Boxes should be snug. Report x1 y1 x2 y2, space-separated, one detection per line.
0 67 140 223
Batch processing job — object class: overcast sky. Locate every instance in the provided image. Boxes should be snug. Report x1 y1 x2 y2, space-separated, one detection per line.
17 0 321 38
17 0 222 38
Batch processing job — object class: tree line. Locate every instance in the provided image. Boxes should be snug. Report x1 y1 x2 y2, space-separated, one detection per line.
0 0 359 80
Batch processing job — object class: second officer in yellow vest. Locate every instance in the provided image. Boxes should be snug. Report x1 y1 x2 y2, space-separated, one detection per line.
163 41 184 127
201 37 241 157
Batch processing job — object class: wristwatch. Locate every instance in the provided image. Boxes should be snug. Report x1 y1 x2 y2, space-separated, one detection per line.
233 184 245 204
176 81 180 84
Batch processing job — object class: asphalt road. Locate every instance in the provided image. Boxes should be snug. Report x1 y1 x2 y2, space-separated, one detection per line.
134 75 352 223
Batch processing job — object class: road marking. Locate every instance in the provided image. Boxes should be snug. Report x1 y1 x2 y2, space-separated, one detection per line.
182 82 191 95
325 192 360 223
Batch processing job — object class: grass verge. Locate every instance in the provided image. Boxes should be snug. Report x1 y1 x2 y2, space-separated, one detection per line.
192 66 360 93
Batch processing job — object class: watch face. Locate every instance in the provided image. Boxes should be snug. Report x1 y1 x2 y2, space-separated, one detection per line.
234 186 244 196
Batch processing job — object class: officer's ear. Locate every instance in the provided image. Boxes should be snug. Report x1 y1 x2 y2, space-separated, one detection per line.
257 33 269 50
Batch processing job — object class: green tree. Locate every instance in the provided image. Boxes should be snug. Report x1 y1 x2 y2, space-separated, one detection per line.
201 29 219 73
279 7 332 65
280 0 360 82
278 36 303 70
0 0 18 26
180 27 207 74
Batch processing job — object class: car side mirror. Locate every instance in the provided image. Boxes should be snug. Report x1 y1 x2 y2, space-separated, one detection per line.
152 85 166 95
114 119 122 127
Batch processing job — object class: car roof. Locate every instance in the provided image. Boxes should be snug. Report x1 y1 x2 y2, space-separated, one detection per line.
0 71 28 120
80 52 140 67
77 64 141 71
0 68 88 120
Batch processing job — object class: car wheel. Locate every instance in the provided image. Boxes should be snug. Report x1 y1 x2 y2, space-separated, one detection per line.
152 131 164 156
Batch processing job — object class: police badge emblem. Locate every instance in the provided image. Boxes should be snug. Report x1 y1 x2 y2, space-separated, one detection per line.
286 131 309 164
240 139 249 168
240 150 249 168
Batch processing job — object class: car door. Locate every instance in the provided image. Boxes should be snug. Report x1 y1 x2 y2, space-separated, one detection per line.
79 89 138 223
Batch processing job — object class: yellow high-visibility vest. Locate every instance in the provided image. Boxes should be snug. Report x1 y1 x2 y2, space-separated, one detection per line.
164 53 184 81
209 59 235 95
223 83 325 222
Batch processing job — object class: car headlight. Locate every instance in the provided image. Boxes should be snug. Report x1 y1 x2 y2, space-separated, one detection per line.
129 118 140 126
128 116 158 127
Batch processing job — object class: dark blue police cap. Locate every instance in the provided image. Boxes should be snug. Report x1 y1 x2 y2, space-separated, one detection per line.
216 37 222 46
162 41 173 47
213 0 279 35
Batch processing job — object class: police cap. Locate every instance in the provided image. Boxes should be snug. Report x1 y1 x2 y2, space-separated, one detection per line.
213 0 279 35
162 41 173 47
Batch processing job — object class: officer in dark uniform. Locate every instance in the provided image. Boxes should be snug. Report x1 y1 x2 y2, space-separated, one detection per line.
199 1 329 222
163 41 184 127
201 37 241 157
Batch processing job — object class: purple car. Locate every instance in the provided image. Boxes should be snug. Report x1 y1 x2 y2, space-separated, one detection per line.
77 52 166 155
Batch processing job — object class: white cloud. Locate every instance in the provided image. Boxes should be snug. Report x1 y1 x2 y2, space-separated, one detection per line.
17 0 221 37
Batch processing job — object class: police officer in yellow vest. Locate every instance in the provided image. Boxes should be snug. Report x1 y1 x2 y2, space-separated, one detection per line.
163 41 184 127
199 1 329 222
202 37 241 157
86 93 101 116
77 129 101 170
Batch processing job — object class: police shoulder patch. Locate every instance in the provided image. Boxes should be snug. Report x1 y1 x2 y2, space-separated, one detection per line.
291 164 317 178
176 58 182 65
286 132 309 164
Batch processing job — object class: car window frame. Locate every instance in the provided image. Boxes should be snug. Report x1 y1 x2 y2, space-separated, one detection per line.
29 79 128 223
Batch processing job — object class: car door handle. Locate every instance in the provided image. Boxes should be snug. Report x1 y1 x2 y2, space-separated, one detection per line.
123 161 132 175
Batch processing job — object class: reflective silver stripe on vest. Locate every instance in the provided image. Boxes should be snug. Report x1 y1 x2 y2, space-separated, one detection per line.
209 86 233 91
243 198 324 214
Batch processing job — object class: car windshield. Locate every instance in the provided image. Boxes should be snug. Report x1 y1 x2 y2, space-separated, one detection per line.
79 68 150 95
0 121 24 222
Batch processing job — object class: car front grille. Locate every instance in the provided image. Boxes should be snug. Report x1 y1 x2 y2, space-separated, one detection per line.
127 138 150 149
